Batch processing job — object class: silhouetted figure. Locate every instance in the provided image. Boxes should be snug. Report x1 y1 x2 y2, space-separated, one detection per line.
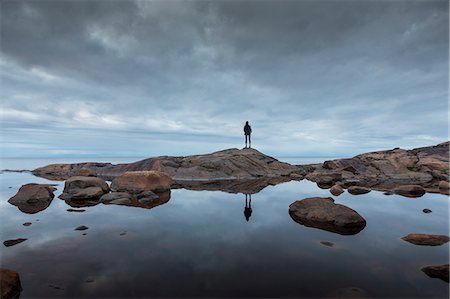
244 194 252 221
244 121 252 148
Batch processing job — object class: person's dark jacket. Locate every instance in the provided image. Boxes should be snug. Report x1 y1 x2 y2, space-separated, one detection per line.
244 124 252 135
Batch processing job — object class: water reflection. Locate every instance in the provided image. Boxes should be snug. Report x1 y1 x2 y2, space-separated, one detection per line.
244 194 252 221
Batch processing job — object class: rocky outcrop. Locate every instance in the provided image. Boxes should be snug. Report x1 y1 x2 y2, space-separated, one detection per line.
306 142 449 194
289 197 366 235
0 268 22 299
59 176 109 201
110 171 171 194
102 191 171 210
401 233 449 246
8 183 55 214
421 264 449 283
32 148 305 193
393 185 426 197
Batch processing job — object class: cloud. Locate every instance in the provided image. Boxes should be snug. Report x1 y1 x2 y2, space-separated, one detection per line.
0 0 448 158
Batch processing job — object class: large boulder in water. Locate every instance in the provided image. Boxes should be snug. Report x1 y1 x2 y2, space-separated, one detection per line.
59 176 109 200
111 171 171 194
1 268 22 299
8 183 55 214
289 197 366 235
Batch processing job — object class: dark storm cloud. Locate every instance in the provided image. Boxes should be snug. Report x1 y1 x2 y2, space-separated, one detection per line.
0 0 448 157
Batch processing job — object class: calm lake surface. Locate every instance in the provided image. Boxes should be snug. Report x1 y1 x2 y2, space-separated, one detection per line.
1 158 449 298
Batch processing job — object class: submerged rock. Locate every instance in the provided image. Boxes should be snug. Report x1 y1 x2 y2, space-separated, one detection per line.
67 208 86 212
423 208 432 213
0 268 22 299
421 264 449 283
320 241 334 247
8 183 55 214
59 176 109 201
347 186 371 195
22 222 32 226
3 239 27 247
330 184 344 196
401 233 449 246
111 171 171 194
289 197 366 235
393 185 426 197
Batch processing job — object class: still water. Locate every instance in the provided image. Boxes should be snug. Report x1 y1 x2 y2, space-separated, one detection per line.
0 158 449 298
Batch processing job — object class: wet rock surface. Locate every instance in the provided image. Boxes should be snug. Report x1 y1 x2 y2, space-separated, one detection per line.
8 183 55 214
401 233 449 246
423 208 432 213
421 264 449 283
289 197 366 235
3 238 27 247
75 225 89 231
0 268 22 299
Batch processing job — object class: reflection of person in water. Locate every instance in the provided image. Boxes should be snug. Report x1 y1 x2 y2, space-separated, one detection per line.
244 121 252 148
244 194 252 221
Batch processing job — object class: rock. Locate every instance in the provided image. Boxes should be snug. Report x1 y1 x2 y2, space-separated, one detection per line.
32 148 306 186
438 180 449 195
64 198 100 208
136 190 159 200
394 185 426 197
401 233 449 246
22 222 32 226
0 268 22 299
289 197 366 235
320 241 334 247
330 184 344 196
289 173 303 180
75 225 89 231
383 191 394 195
110 198 132 205
59 176 109 200
3 239 27 247
421 264 449 283
304 142 449 193
75 168 96 177
347 186 371 195
120 231 127 236
8 183 55 214
67 209 86 212
111 171 171 194
423 208 432 213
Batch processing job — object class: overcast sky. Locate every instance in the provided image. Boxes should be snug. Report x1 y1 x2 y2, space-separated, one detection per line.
1 0 448 159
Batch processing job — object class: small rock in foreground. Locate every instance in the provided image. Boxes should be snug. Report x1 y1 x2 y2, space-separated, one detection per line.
423 209 432 213
22 222 32 226
401 233 449 246
0 268 22 299
67 209 86 212
3 239 27 247
421 264 449 283
320 241 334 247
330 184 344 196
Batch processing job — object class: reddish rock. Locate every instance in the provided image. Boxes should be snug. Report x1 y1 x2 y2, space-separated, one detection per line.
111 171 171 194
8 183 55 214
0 268 22 299
59 176 109 200
289 197 366 235
401 233 449 246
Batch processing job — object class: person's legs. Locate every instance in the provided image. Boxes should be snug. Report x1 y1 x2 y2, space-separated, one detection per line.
249 134 251 148
245 135 248 148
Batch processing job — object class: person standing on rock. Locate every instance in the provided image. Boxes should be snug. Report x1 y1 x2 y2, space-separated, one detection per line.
244 121 252 148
